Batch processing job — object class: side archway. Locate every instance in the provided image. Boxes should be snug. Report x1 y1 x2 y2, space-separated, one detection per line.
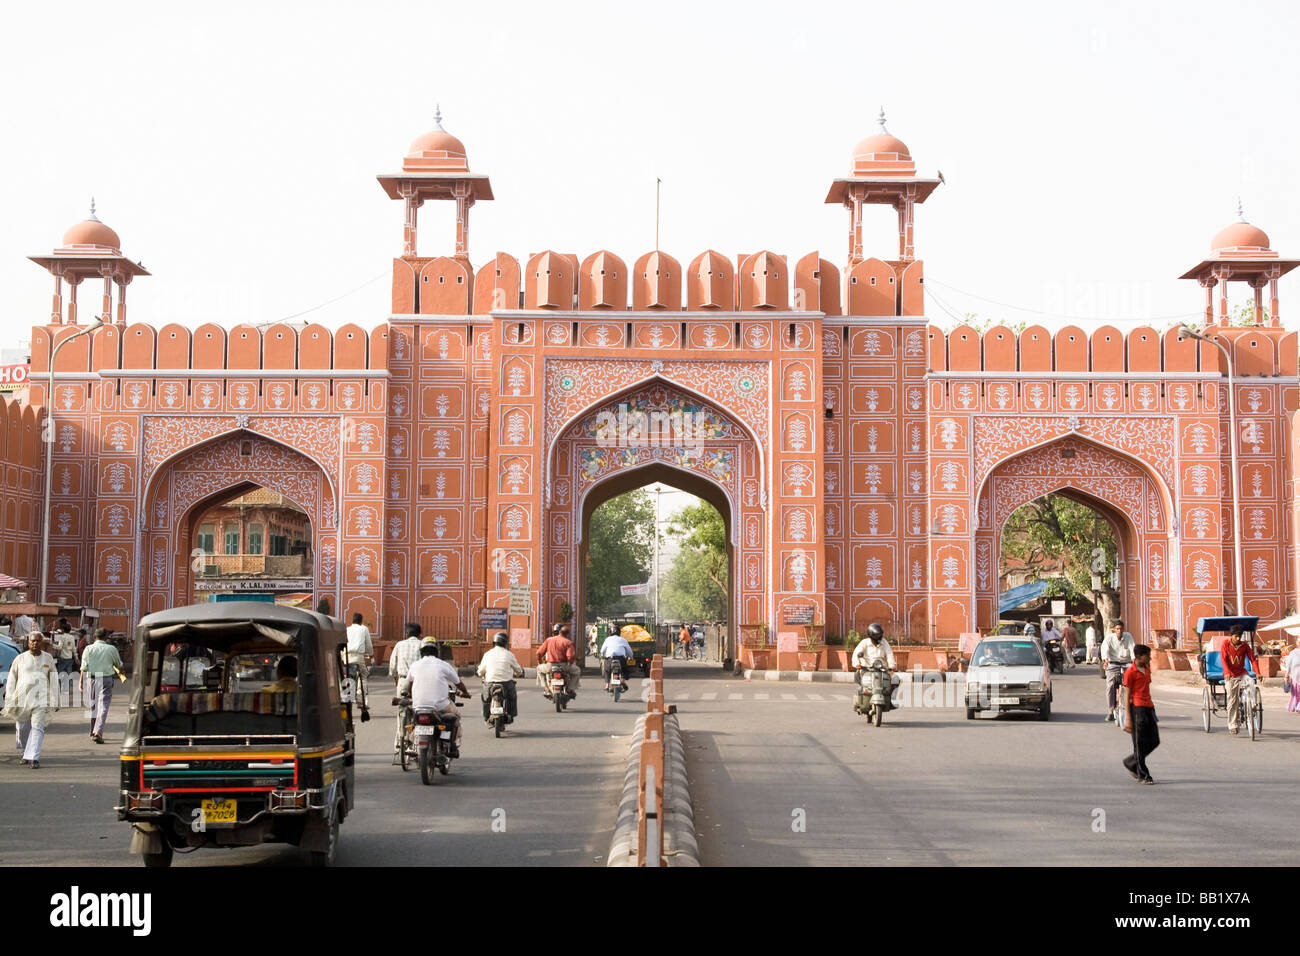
138 432 338 616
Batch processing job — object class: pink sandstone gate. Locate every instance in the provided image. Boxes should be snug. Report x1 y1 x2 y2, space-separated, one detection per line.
14 113 1300 656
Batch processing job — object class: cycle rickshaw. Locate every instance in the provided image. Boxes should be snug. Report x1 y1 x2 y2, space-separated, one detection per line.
1196 615 1263 739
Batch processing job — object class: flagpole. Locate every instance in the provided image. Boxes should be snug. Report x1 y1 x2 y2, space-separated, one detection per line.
655 178 661 250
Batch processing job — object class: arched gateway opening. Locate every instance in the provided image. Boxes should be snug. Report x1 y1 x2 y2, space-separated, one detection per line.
139 432 336 617
542 378 762 663
575 464 734 659
975 434 1175 642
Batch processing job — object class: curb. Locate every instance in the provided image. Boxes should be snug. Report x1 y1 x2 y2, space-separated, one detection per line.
607 709 699 867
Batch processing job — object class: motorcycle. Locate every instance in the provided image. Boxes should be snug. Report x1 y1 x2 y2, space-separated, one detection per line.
605 656 627 703
544 667 570 712
854 662 895 727
485 682 511 738
1044 638 1065 674
414 702 462 785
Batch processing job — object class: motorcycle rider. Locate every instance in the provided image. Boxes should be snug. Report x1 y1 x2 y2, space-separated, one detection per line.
477 632 524 723
851 623 899 714
536 624 579 700
397 642 470 757
601 629 633 692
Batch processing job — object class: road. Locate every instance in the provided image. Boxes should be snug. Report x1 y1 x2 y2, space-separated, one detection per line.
4 660 1297 867
0 671 631 867
675 663 1300 866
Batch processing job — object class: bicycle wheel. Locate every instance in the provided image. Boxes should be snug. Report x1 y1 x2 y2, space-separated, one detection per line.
1250 687 1262 739
1201 685 1212 732
400 736 410 771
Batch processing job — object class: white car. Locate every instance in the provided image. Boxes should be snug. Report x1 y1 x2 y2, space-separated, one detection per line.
965 637 1053 720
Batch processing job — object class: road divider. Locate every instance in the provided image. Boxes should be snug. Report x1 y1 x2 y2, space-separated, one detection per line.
607 655 699 867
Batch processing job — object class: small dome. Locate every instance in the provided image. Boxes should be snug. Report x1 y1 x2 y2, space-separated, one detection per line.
61 216 120 250
403 108 469 172
853 132 911 163
1211 221 1271 254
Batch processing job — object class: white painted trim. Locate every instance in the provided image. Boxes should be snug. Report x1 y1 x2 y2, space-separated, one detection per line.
90 369 390 379
491 309 827 320
928 370 1298 382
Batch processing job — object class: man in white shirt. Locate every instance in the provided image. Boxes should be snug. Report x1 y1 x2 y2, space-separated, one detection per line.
389 622 425 755
851 623 899 714
600 632 633 692
3 632 60 768
345 613 373 668
477 632 524 723
398 643 469 754
1085 623 1099 664
1101 620 1136 720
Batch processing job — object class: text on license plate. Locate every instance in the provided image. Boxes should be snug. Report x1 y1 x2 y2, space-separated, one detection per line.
415 726 435 736
201 798 237 823
490 704 505 715
440 730 452 739
993 697 1020 705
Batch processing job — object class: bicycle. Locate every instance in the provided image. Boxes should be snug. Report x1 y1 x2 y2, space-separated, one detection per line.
1230 676 1263 740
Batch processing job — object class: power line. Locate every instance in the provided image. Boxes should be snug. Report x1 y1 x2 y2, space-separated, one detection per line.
269 271 387 325
925 277 1202 325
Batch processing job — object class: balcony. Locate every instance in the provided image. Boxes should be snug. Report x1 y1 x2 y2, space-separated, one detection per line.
201 554 312 577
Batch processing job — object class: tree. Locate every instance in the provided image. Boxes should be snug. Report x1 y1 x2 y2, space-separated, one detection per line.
585 490 655 619
661 501 728 622
1000 494 1120 628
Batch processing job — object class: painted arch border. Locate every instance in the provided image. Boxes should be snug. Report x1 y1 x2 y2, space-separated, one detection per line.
543 369 770 511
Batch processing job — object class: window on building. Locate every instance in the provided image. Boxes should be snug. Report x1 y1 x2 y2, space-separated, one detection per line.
248 524 263 555
197 523 215 554
225 530 240 555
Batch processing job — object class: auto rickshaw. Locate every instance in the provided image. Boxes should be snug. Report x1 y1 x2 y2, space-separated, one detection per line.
117 602 355 867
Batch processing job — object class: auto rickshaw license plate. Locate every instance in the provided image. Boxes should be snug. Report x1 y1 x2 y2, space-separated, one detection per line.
201 798 237 823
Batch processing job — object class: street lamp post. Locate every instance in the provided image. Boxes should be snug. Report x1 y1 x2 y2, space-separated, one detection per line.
1178 324 1245 615
40 318 102 604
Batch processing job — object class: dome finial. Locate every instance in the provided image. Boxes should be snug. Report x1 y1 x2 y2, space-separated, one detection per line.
1237 196 1245 222
877 106 889 135
89 196 98 221
434 104 444 131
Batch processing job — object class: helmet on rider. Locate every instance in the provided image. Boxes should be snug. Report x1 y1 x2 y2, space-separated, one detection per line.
867 623 884 644
493 631 510 648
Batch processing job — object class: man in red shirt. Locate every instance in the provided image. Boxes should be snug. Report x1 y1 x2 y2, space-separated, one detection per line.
1122 644 1158 784
536 624 580 700
1221 625 1259 735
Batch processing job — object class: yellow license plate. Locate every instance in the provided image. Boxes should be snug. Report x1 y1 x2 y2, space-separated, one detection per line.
201 798 237 824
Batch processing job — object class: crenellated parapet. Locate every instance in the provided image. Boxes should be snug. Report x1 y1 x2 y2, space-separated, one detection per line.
389 249 916 317
927 323 1297 378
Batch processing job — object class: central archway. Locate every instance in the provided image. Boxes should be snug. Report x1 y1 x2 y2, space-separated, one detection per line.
576 462 734 657
542 377 765 655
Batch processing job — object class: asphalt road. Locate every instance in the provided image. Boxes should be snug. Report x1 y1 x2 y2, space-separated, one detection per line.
0 671 632 867
676 663 1300 866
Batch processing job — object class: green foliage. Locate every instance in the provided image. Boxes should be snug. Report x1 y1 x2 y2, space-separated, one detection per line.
661 500 728 622
585 490 654 620
558 601 573 622
948 312 1028 334
1231 301 1271 327
1001 494 1119 614
316 597 331 615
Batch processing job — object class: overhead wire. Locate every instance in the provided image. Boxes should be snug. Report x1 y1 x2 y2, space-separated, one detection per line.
266 271 387 326
925 277 1203 325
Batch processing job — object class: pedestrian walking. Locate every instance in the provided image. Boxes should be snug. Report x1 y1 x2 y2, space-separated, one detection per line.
80 628 124 744
345 612 373 708
1284 635 1300 714
50 618 79 685
1121 644 1158 784
1085 622 1098 664
1061 619 1079 668
3 632 59 768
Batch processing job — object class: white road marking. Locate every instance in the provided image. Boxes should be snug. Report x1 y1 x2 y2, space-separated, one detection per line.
754 693 770 700
781 693 798 700
527 849 553 857
728 693 744 700
806 693 823 700
700 692 718 701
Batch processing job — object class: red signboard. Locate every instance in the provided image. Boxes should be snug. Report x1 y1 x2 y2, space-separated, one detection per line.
0 364 29 391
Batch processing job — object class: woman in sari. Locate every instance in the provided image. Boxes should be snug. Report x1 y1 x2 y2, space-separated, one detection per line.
1284 634 1300 714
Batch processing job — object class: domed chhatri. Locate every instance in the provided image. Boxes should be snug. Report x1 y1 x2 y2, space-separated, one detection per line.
403 105 470 173
59 199 121 252
851 108 916 176
1211 220 1273 256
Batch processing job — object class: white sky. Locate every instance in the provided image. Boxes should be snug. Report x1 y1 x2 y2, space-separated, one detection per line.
2 0 1298 349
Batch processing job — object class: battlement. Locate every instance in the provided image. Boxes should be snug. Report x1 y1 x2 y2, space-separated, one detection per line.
392 250 926 317
928 323 1298 378
30 321 388 376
